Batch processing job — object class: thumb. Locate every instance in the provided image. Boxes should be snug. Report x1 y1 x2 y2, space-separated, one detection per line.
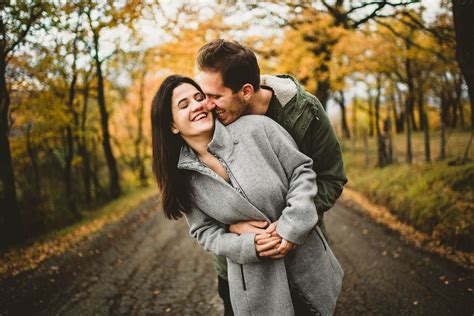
278 239 288 252
249 220 269 228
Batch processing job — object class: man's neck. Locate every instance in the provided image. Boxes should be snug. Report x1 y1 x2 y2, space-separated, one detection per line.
247 87 273 115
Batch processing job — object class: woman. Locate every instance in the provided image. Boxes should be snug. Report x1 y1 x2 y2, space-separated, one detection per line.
151 75 343 316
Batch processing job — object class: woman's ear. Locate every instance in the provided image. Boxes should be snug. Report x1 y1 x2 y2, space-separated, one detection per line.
170 123 179 134
240 83 254 101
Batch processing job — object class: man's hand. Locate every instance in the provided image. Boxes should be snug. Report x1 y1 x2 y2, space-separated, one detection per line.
265 221 278 236
255 234 281 256
258 238 296 258
229 220 268 235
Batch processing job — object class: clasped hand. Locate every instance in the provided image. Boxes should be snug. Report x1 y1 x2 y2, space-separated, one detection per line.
229 220 296 259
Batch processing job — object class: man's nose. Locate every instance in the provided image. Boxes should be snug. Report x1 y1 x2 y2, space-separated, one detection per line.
204 98 216 111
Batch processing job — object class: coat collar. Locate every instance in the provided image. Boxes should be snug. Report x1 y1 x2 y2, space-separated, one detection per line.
177 119 235 170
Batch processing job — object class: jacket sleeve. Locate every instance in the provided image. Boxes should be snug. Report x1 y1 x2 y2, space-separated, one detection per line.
184 205 261 264
262 118 319 245
301 99 348 215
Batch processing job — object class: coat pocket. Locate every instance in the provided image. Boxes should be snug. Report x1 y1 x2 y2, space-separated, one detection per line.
240 264 247 291
314 227 327 251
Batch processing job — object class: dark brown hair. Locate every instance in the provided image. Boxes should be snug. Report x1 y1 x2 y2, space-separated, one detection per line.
197 39 260 93
151 75 204 219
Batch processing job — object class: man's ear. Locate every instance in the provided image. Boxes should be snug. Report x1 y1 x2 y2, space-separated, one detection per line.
240 83 254 101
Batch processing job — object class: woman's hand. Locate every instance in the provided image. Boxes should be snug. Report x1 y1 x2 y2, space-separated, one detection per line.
229 220 269 235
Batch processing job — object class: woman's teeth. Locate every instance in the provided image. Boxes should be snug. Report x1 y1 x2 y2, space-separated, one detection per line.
193 113 207 121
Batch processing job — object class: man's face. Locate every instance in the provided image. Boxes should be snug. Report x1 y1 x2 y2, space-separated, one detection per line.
197 71 248 125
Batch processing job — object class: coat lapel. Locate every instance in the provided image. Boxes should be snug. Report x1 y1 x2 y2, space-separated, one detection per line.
177 121 270 223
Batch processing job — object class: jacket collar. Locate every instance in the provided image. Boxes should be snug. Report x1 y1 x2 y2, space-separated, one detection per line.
177 119 235 170
261 74 304 108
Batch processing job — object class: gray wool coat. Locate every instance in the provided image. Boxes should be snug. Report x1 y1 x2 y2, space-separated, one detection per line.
178 115 343 316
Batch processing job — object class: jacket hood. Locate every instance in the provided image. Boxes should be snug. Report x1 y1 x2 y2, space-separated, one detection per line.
261 74 302 108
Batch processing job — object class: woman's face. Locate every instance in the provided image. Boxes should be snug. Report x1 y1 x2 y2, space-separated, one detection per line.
170 83 213 138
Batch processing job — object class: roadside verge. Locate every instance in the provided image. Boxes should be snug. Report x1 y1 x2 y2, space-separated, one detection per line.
339 188 474 270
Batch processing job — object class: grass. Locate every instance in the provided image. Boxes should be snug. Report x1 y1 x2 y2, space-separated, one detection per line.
0 185 158 279
340 129 474 251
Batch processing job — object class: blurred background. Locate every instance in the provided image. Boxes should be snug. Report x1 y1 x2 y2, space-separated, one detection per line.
1 0 472 255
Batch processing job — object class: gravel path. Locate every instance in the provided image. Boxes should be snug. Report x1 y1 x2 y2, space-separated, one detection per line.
0 198 472 315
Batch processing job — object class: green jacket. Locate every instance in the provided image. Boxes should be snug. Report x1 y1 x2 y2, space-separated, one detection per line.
212 74 347 280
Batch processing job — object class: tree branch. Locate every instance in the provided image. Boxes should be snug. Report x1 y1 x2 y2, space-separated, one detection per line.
375 18 451 63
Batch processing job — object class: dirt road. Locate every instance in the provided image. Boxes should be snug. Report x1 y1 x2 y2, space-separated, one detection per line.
0 198 472 315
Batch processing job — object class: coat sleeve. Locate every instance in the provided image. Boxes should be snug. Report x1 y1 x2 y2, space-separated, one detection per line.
184 205 261 264
262 117 319 245
302 98 347 215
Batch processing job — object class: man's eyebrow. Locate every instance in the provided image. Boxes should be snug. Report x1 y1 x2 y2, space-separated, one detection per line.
206 93 221 97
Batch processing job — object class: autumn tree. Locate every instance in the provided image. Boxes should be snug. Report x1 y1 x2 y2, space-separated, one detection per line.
84 0 149 198
248 1 418 109
452 0 474 161
0 1 52 246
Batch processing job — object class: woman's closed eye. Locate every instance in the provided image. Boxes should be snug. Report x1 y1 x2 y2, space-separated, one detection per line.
178 101 189 109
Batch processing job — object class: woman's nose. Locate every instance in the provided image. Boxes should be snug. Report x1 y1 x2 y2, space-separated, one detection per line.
190 99 205 111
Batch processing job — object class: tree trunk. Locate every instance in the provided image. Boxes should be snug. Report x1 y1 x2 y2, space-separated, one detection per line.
452 0 474 130
25 124 41 195
314 47 331 110
363 128 369 167
90 139 103 201
0 53 23 246
92 30 121 198
405 89 413 164
367 87 374 137
79 79 92 204
351 97 358 155
439 90 448 160
64 126 80 218
417 83 431 162
135 71 148 186
404 43 418 133
384 118 393 164
454 74 465 128
374 77 389 167
336 90 350 139
64 47 80 218
394 84 405 133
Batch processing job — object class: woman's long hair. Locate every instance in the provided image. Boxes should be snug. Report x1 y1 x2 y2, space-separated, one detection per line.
151 75 204 219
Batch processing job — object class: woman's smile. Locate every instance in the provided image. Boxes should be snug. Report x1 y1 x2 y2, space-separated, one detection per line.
171 83 214 138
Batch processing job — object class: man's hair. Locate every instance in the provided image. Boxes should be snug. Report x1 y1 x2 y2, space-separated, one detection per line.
197 39 260 93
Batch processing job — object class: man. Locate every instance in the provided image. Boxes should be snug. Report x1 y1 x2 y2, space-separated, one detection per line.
196 39 347 315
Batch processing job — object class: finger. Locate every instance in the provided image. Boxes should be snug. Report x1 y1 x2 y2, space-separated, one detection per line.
255 234 271 241
248 220 269 228
265 222 277 233
256 239 280 252
269 254 286 259
277 239 289 253
257 236 281 245
255 234 271 242
259 248 281 257
270 231 279 237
